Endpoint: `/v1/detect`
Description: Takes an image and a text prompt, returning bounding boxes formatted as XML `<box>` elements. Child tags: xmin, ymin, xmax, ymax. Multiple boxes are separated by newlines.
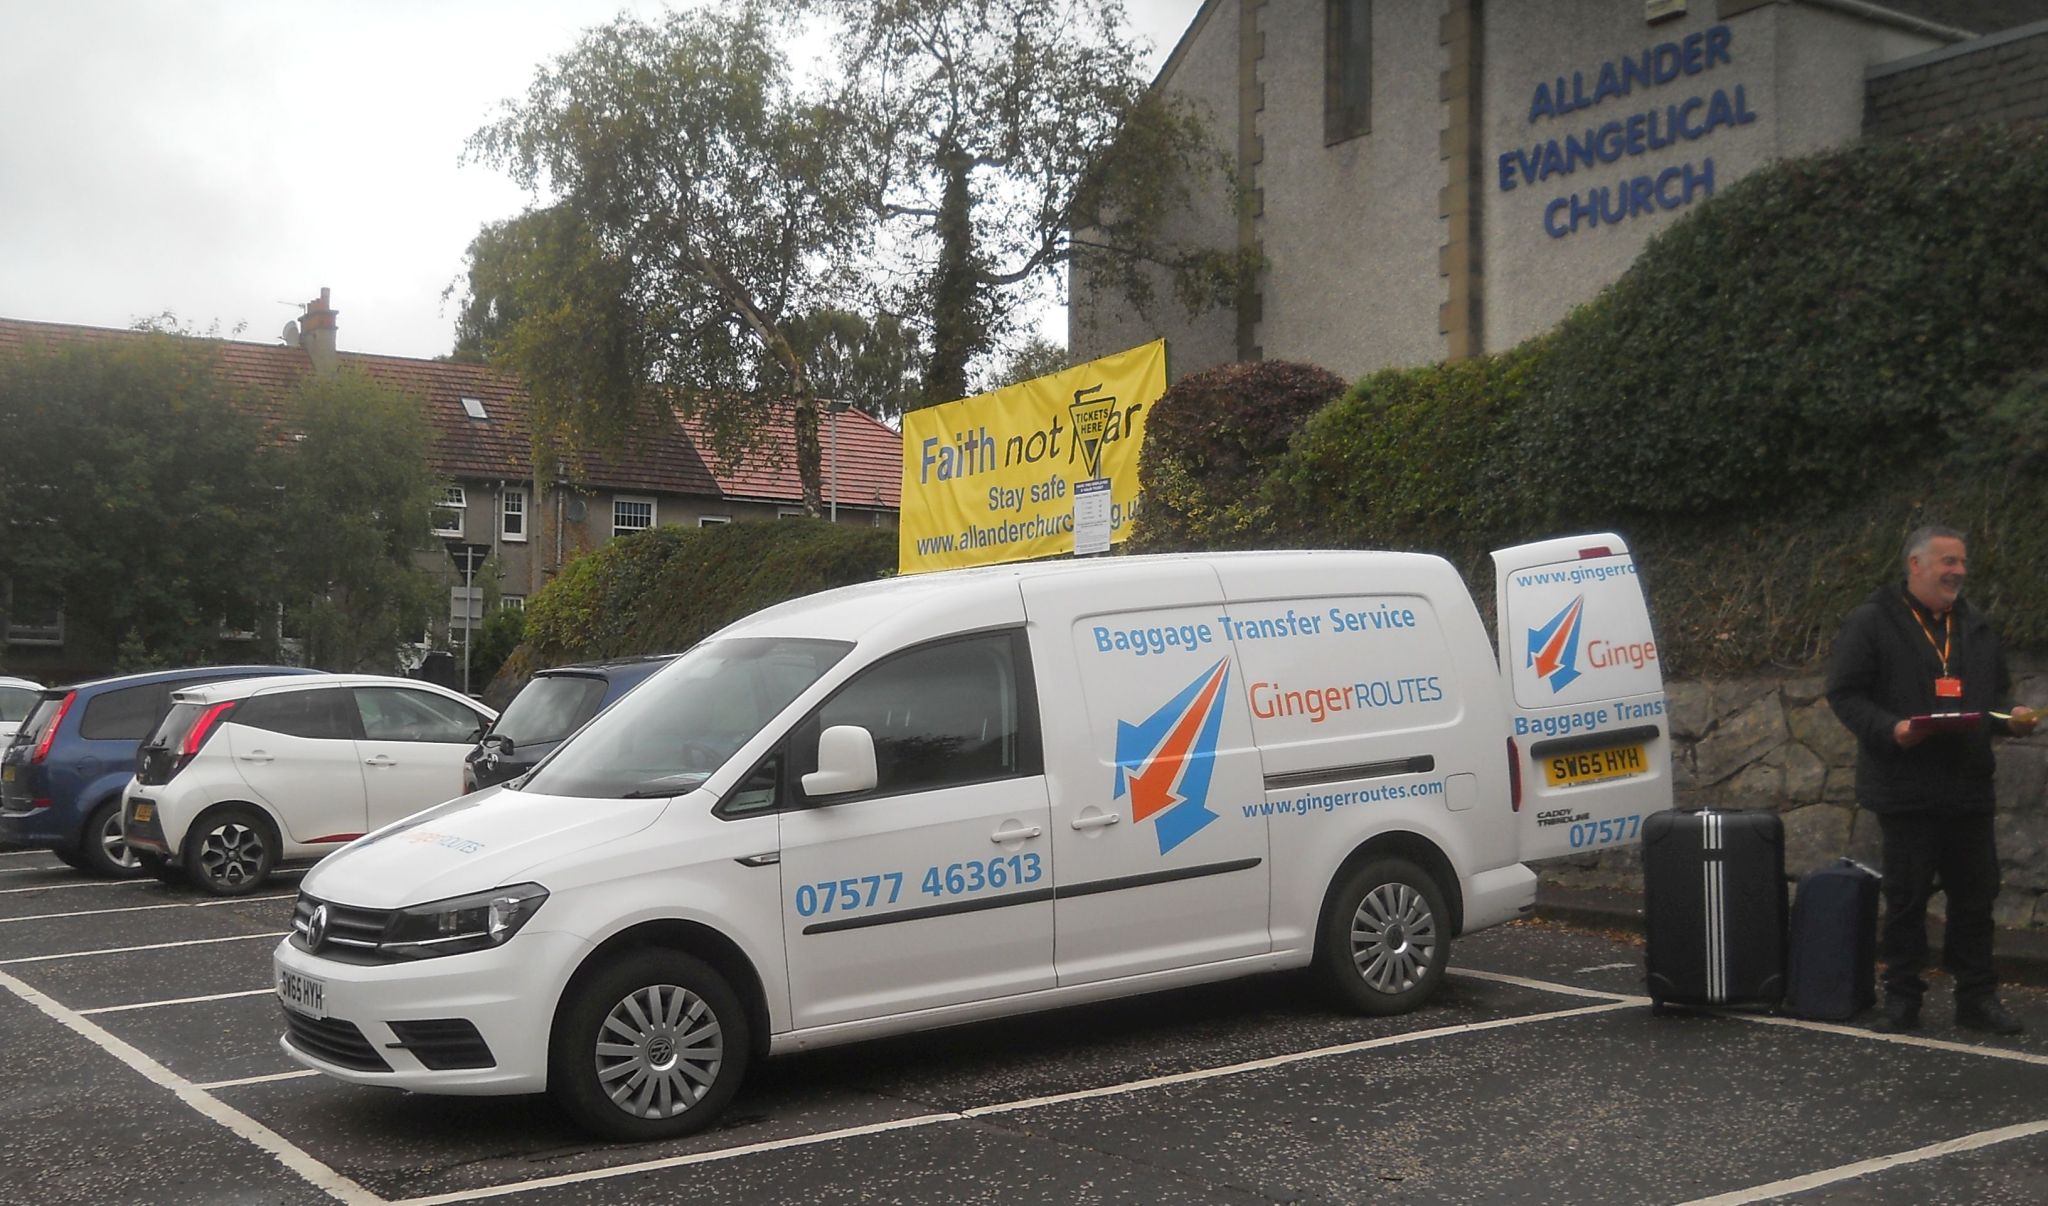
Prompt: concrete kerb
<box><xmin>1534</xmin><ymin>882</ymin><xmax>2048</xmax><ymax>988</ymax></box>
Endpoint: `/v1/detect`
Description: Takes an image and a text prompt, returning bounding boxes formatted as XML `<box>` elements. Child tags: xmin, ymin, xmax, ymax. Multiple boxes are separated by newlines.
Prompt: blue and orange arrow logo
<box><xmin>1113</xmin><ymin>659</ymin><xmax>1231</xmax><ymax>855</ymax></box>
<box><xmin>1526</xmin><ymin>595</ymin><xmax>1585</xmax><ymax>692</ymax></box>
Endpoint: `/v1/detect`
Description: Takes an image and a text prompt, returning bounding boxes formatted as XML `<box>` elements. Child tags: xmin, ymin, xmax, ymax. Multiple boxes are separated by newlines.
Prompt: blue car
<box><xmin>462</xmin><ymin>654</ymin><xmax>677</xmax><ymax>792</ymax></box>
<box><xmin>0</xmin><ymin>665</ymin><xmax>313</xmax><ymax>876</ymax></box>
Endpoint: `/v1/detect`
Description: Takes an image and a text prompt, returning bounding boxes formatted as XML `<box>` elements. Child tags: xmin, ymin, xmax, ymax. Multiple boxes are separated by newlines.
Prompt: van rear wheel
<box><xmin>549</xmin><ymin>950</ymin><xmax>750</xmax><ymax>1142</ymax></box>
<box><xmin>1318</xmin><ymin>856</ymin><xmax>1451</xmax><ymax>1015</ymax></box>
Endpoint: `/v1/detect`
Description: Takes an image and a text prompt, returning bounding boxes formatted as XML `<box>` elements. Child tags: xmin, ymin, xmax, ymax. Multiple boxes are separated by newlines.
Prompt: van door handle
<box><xmin>239</xmin><ymin>752</ymin><xmax>274</xmax><ymax>764</ymax></box>
<box><xmin>363</xmin><ymin>755</ymin><xmax>396</xmax><ymax>768</ymax></box>
<box><xmin>1071</xmin><ymin>812</ymin><xmax>1121</xmax><ymax>830</ymax></box>
<box><xmin>989</xmin><ymin>824</ymin><xmax>1042</xmax><ymax>843</ymax></box>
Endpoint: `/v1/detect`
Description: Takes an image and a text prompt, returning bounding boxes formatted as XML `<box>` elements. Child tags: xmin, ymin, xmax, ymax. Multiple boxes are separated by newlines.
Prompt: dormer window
<box><xmin>460</xmin><ymin>397</ymin><xmax>488</xmax><ymax>420</ymax></box>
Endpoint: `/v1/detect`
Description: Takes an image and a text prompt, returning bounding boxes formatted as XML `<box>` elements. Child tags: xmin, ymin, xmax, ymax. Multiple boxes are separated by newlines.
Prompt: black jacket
<box><xmin>1825</xmin><ymin>583</ymin><xmax>2015</xmax><ymax>815</ymax></box>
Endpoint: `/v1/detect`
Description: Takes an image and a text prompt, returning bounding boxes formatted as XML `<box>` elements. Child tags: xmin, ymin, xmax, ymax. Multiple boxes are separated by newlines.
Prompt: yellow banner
<box><xmin>898</xmin><ymin>340</ymin><xmax>1164</xmax><ymax>575</ymax></box>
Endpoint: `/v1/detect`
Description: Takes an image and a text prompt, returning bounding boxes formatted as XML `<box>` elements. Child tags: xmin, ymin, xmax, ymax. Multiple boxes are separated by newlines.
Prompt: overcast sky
<box><xmin>0</xmin><ymin>0</ymin><xmax>1203</xmax><ymax>361</ymax></box>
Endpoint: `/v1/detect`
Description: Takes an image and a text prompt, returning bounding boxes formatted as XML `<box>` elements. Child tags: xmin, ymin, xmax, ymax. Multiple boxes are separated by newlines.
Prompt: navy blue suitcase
<box><xmin>1642</xmin><ymin>808</ymin><xmax>1787</xmax><ymax>1009</ymax></box>
<box><xmin>1783</xmin><ymin>858</ymin><xmax>1881</xmax><ymax>1021</ymax></box>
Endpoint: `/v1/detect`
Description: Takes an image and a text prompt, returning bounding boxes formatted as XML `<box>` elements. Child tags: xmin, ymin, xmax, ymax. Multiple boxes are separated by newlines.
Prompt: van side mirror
<box><xmin>802</xmin><ymin>725</ymin><xmax>877</xmax><ymax>798</ymax></box>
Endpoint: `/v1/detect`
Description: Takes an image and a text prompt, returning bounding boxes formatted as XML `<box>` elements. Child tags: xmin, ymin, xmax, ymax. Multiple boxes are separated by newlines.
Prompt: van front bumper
<box><xmin>271</xmin><ymin>928</ymin><xmax>590</xmax><ymax>1095</ymax></box>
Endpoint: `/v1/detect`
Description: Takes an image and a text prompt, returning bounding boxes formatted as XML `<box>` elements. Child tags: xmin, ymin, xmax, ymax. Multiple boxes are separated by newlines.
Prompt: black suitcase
<box><xmin>1783</xmin><ymin>858</ymin><xmax>1881</xmax><ymax>1020</ymax></box>
<box><xmin>1642</xmin><ymin>807</ymin><xmax>1787</xmax><ymax>1009</ymax></box>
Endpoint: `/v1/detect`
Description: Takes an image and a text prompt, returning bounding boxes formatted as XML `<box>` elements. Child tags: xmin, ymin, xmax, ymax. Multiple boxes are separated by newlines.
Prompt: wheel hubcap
<box><xmin>1350</xmin><ymin>882</ymin><xmax>1437</xmax><ymax>995</ymax></box>
<box><xmin>198</xmin><ymin>823</ymin><xmax>265</xmax><ymax>886</ymax></box>
<box><xmin>595</xmin><ymin>983</ymin><xmax>724</xmax><ymax>1119</ymax></box>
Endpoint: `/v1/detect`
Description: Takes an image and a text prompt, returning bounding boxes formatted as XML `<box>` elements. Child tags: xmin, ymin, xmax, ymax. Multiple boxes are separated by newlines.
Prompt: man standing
<box><xmin>1827</xmin><ymin>525</ymin><xmax>2036</xmax><ymax>1035</ymax></box>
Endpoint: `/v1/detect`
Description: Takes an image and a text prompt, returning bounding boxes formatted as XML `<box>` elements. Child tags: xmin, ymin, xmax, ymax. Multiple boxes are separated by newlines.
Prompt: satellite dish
<box><xmin>280</xmin><ymin>319</ymin><xmax>301</xmax><ymax>347</ymax></box>
<box><xmin>564</xmin><ymin>497</ymin><xmax>588</xmax><ymax>523</ymax></box>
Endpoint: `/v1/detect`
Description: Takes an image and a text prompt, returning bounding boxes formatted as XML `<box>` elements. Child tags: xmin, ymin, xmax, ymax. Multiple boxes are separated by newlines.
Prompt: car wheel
<box><xmin>549</xmin><ymin>949</ymin><xmax>750</xmax><ymax>1142</ymax></box>
<box><xmin>79</xmin><ymin>799</ymin><xmax>145</xmax><ymax>878</ymax></box>
<box><xmin>1317</xmin><ymin>856</ymin><xmax>1451</xmax><ymax>1016</ymax></box>
<box><xmin>186</xmin><ymin>805</ymin><xmax>278</xmax><ymax>896</ymax></box>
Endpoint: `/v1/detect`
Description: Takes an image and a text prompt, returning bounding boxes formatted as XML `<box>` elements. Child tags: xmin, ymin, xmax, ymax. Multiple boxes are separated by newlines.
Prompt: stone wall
<box><xmin>1537</xmin><ymin>659</ymin><xmax>2048</xmax><ymax>929</ymax></box>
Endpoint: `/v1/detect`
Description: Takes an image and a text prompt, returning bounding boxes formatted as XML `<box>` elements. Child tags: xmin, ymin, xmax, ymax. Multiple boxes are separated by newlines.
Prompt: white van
<box><xmin>272</xmin><ymin>535</ymin><xmax>1670</xmax><ymax>1140</ymax></box>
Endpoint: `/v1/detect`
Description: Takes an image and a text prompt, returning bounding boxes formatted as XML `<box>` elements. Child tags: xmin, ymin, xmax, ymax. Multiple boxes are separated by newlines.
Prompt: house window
<box><xmin>432</xmin><ymin>486</ymin><xmax>467</xmax><ymax>537</ymax></box>
<box><xmin>502</xmin><ymin>488</ymin><xmax>527</xmax><ymax>542</ymax></box>
<box><xmin>698</xmin><ymin>515</ymin><xmax>732</xmax><ymax>527</ymax></box>
<box><xmin>502</xmin><ymin>595</ymin><xmax>525</xmax><ymax>612</ymax></box>
<box><xmin>1325</xmin><ymin>0</ymin><xmax>1372</xmax><ymax>145</ymax></box>
<box><xmin>777</xmin><ymin>507</ymin><xmax>807</xmax><ymax>520</ymax></box>
<box><xmin>613</xmin><ymin>496</ymin><xmax>656</xmax><ymax>537</ymax></box>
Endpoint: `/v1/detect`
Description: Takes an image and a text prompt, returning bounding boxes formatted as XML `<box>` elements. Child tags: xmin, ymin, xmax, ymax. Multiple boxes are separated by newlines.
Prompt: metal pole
<box><xmin>829</xmin><ymin>409</ymin><xmax>839</xmax><ymax>523</ymax></box>
<box><xmin>462</xmin><ymin>553</ymin><xmax>473</xmax><ymax>695</ymax></box>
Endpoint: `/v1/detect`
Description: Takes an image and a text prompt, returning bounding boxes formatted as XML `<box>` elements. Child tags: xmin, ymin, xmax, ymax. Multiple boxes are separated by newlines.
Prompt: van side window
<box><xmin>720</xmin><ymin>756</ymin><xmax>782</xmax><ymax>817</ymax></box>
<box><xmin>807</xmin><ymin>631</ymin><xmax>1038</xmax><ymax>799</ymax></box>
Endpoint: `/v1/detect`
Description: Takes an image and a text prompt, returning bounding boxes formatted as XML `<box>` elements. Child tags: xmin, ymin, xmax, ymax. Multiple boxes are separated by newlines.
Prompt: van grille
<box><xmin>290</xmin><ymin>893</ymin><xmax>399</xmax><ymax>965</ymax></box>
<box><xmin>281</xmin><ymin>1012</ymin><xmax>390</xmax><ymax>1072</ymax></box>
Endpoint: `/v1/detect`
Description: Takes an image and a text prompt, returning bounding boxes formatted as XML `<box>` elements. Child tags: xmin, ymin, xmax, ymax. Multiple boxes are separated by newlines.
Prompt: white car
<box><xmin>0</xmin><ymin>675</ymin><xmax>40</xmax><ymax>748</ymax></box>
<box><xmin>122</xmin><ymin>674</ymin><xmax>494</xmax><ymax>895</ymax></box>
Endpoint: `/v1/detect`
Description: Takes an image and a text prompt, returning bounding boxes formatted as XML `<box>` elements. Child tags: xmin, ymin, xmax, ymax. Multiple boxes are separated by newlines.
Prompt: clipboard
<box><xmin>1905</xmin><ymin>712</ymin><xmax>1985</xmax><ymax>733</ymax></box>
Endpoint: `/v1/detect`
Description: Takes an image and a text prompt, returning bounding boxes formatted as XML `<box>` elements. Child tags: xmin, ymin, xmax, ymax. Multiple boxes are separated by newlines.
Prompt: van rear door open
<box><xmin>1493</xmin><ymin>533</ymin><xmax>1672</xmax><ymax>862</ymax></box>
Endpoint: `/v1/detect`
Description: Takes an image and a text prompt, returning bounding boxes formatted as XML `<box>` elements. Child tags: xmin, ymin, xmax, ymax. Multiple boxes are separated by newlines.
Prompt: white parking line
<box><xmin>0</xmin><ymin>878</ymin><xmax>152</xmax><ymax>895</ymax></box>
<box><xmin>0</xmin><ymin>964</ymin><xmax>382</xmax><ymax>1205</ymax></box>
<box><xmin>81</xmin><ymin>988</ymin><xmax>275</xmax><ymax>1015</ymax></box>
<box><xmin>0</xmin><ymin>931</ymin><xmax>282</xmax><ymax>966</ymax></box>
<box><xmin>197</xmin><ymin>1069</ymin><xmax>322</xmax><ymax>1091</ymax></box>
<box><xmin>0</xmin><ymin>848</ymin><xmax>50</xmax><ymax>857</ymax></box>
<box><xmin>1675</xmin><ymin>1117</ymin><xmax>2048</xmax><ymax>1205</ymax></box>
<box><xmin>386</xmin><ymin>998</ymin><xmax>1640</xmax><ymax>1206</ymax></box>
<box><xmin>0</xmin><ymin>892</ymin><xmax>294</xmax><ymax>925</ymax></box>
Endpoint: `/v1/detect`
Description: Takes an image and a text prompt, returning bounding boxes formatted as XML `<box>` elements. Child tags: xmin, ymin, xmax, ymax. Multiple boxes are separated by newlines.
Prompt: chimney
<box><xmin>301</xmin><ymin>287</ymin><xmax>339</xmax><ymax>376</ymax></box>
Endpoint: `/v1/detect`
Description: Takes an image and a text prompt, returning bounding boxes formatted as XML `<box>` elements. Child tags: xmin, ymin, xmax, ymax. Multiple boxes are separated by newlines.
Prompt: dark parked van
<box><xmin>462</xmin><ymin>655</ymin><xmax>676</xmax><ymax>792</ymax></box>
<box><xmin>0</xmin><ymin>666</ymin><xmax>312</xmax><ymax>875</ymax></box>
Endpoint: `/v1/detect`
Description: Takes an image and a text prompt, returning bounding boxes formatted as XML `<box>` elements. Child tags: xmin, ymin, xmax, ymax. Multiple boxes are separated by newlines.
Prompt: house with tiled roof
<box><xmin>0</xmin><ymin>289</ymin><xmax>899</xmax><ymax>674</ymax></box>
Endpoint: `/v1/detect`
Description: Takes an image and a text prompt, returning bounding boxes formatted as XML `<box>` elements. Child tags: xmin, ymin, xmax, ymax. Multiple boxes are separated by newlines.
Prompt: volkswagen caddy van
<box><xmin>273</xmin><ymin>536</ymin><xmax>1671</xmax><ymax>1140</ymax></box>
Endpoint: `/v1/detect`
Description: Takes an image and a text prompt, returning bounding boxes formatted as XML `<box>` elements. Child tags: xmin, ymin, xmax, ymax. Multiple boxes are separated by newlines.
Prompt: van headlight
<box><xmin>381</xmin><ymin>884</ymin><xmax>549</xmax><ymax>959</ymax></box>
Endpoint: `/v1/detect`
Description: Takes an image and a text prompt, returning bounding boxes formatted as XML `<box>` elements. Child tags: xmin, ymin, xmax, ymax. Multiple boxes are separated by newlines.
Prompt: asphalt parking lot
<box><xmin>5</xmin><ymin>846</ymin><xmax>2048</xmax><ymax>1205</ymax></box>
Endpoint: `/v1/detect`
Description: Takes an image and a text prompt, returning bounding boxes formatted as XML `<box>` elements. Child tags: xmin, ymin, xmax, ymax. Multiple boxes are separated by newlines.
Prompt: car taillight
<box><xmin>30</xmin><ymin>693</ymin><xmax>74</xmax><ymax>764</ymax></box>
<box><xmin>1506</xmin><ymin>737</ymin><xmax>1522</xmax><ymax>812</ymax></box>
<box><xmin>171</xmin><ymin>701</ymin><xmax>239</xmax><ymax>778</ymax></box>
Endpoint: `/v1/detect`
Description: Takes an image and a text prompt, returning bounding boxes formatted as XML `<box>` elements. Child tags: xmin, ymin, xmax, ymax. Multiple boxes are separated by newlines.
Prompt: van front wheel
<box><xmin>550</xmin><ymin>950</ymin><xmax>750</xmax><ymax>1142</ymax></box>
<box><xmin>1318</xmin><ymin>857</ymin><xmax>1450</xmax><ymax>1015</ymax></box>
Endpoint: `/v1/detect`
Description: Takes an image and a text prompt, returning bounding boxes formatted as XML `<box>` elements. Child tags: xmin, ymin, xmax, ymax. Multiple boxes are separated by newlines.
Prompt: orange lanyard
<box><xmin>1905</xmin><ymin>596</ymin><xmax>1952</xmax><ymax>676</ymax></box>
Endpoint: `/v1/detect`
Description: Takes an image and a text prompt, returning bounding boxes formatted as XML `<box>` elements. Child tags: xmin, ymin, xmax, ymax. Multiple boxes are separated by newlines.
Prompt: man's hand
<box><xmin>1893</xmin><ymin>719</ymin><xmax>1928</xmax><ymax>748</ymax></box>
<box><xmin>2011</xmin><ymin>705</ymin><xmax>2039</xmax><ymax>736</ymax></box>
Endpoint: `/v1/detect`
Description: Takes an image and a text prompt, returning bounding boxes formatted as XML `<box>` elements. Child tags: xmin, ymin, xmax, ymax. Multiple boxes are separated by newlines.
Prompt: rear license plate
<box><xmin>1544</xmin><ymin>743</ymin><xmax>1647</xmax><ymax>788</ymax></box>
<box><xmin>2</xmin><ymin>765</ymin><xmax>14</xmax><ymax>783</ymax></box>
<box><xmin>276</xmin><ymin>966</ymin><xmax>327</xmax><ymax>1019</ymax></box>
<box><xmin>131</xmin><ymin>800</ymin><xmax>154</xmax><ymax>823</ymax></box>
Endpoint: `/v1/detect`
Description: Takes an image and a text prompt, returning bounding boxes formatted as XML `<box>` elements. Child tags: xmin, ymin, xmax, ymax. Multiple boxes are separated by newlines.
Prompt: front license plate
<box><xmin>131</xmin><ymin>801</ymin><xmax>154</xmax><ymax>823</ymax></box>
<box><xmin>1544</xmin><ymin>743</ymin><xmax>1648</xmax><ymax>788</ymax></box>
<box><xmin>276</xmin><ymin>966</ymin><xmax>327</xmax><ymax>1019</ymax></box>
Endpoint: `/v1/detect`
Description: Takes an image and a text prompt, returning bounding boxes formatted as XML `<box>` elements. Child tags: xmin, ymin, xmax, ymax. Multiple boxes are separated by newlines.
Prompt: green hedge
<box><xmin>1131</xmin><ymin>360</ymin><xmax>1347</xmax><ymax>551</ymax></box>
<box><xmin>493</xmin><ymin>520</ymin><xmax>895</xmax><ymax>695</ymax></box>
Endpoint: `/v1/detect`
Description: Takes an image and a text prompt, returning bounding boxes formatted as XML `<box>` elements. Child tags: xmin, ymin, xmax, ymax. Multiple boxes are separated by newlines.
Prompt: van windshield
<box><xmin>518</xmin><ymin>637</ymin><xmax>852</xmax><ymax>799</ymax></box>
